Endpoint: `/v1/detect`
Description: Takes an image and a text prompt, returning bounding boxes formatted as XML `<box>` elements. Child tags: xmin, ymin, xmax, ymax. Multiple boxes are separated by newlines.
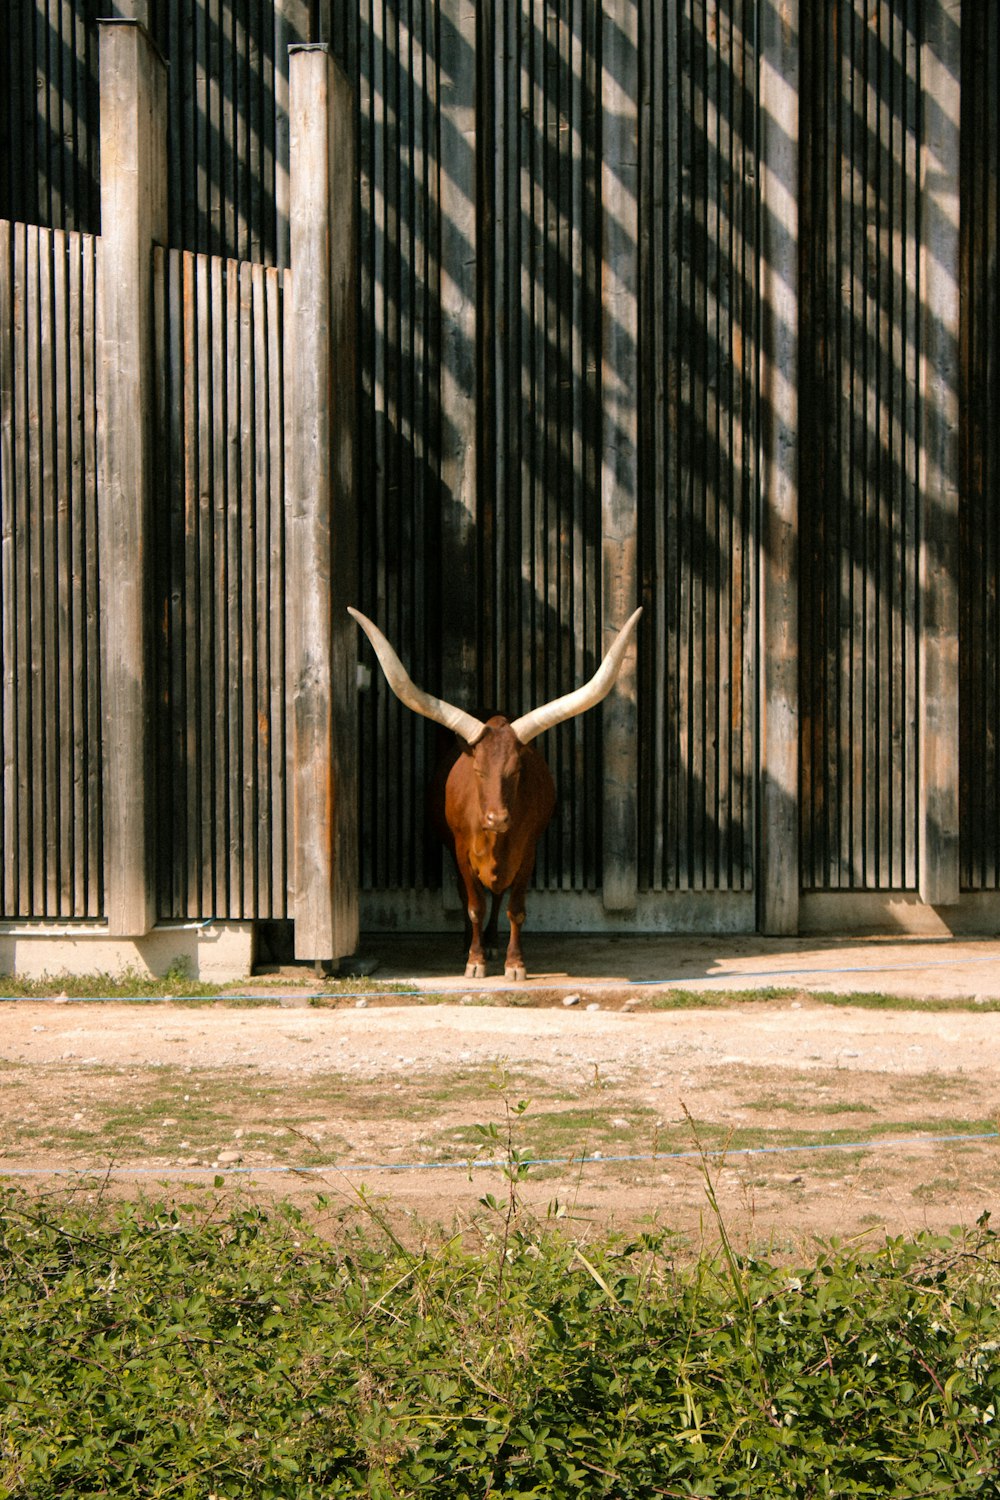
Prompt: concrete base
<box><xmin>363</xmin><ymin>888</ymin><xmax>1000</xmax><ymax>939</ymax></box>
<box><xmin>800</xmin><ymin>891</ymin><xmax>1000</xmax><ymax>936</ymax></box>
<box><xmin>0</xmin><ymin>921</ymin><xmax>255</xmax><ymax>983</ymax></box>
<box><xmin>361</xmin><ymin>888</ymin><xmax>756</xmax><ymax>934</ymax></box>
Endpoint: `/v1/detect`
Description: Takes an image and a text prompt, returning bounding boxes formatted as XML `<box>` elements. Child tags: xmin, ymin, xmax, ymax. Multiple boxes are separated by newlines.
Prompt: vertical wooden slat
<box><xmin>53</xmin><ymin>228</ymin><xmax>73</xmax><ymax>913</ymax></box>
<box><xmin>252</xmin><ymin>261</ymin><xmax>272</xmax><ymax>914</ymax></box>
<box><xmin>165</xmin><ymin>248</ymin><xmax>187</xmax><ymax>917</ymax></box>
<box><xmin>209</xmin><ymin>250</ymin><xmax>229</xmax><ymax>915</ymax></box>
<box><xmin>237</xmin><ymin>257</ymin><xmax>257</xmax><ymax>916</ymax></box>
<box><xmin>438</xmin><ymin>0</ymin><xmax>479</xmax><ymax>709</ymax></box>
<box><xmin>13</xmin><ymin>224</ymin><xmax>31</xmax><ymax>913</ymax></box>
<box><xmin>601</xmin><ymin>0</ymin><xmax>640</xmax><ymax>912</ymax></box>
<box><xmin>196</xmin><ymin>251</ymin><xmax>216</xmax><ymax>910</ymax></box>
<box><xmin>225</xmin><ymin>256</ymin><xmax>244</xmax><ymax>912</ymax></box>
<box><xmin>82</xmin><ymin>230</ymin><xmax>101</xmax><ymax>914</ymax></box>
<box><xmin>919</xmin><ymin>0</ymin><xmax>961</xmax><ymax>906</ymax></box>
<box><xmin>268</xmin><ymin>267</ymin><xmax>288</xmax><ymax>914</ymax></box>
<box><xmin>0</xmin><ymin>219</ymin><xmax>15</xmax><ymax>913</ymax></box>
<box><xmin>758</xmin><ymin>0</ymin><xmax>799</xmax><ymax>933</ymax></box>
<box><xmin>67</xmin><ymin>230</ymin><xmax>85</xmax><ymax>915</ymax></box>
<box><xmin>181</xmin><ymin>249</ymin><xmax>200</xmax><ymax>914</ymax></box>
<box><xmin>42</xmin><ymin>223</ymin><xmax>57</xmax><ymax>913</ymax></box>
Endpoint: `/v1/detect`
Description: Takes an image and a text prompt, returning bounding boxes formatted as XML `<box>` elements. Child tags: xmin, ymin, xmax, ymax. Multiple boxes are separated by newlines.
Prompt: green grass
<box><xmin>647</xmin><ymin>985</ymin><xmax>1000</xmax><ymax>1012</ymax></box>
<box><xmin>3</xmin><ymin>1054</ymin><xmax>996</xmax><ymax>1175</ymax></box>
<box><xmin>4</xmin><ymin>968</ymin><xmax>1000</xmax><ymax>1010</ymax></box>
<box><xmin>0</xmin><ymin>1187</ymin><xmax>998</xmax><ymax>1498</ymax></box>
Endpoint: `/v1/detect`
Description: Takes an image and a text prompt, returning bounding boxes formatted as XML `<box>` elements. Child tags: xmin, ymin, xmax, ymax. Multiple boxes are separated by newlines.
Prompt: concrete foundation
<box><xmin>0</xmin><ymin>922</ymin><xmax>255</xmax><ymax>983</ymax></box>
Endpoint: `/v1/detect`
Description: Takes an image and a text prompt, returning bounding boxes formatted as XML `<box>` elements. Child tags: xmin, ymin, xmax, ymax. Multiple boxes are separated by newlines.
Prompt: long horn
<box><xmin>348</xmin><ymin>608</ymin><xmax>488</xmax><ymax>745</ymax></box>
<box><xmin>509</xmin><ymin>607</ymin><xmax>643</xmax><ymax>745</ymax></box>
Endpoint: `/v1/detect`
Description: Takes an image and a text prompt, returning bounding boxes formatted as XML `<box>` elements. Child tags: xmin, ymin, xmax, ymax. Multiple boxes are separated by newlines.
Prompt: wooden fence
<box><xmin>1</xmin><ymin>1</ymin><xmax>996</xmax><ymax>949</ymax></box>
<box><xmin>799</xmin><ymin>1</ymin><xmax>921</xmax><ymax>892</ymax></box>
<box><xmin>0</xmin><ymin>219</ymin><xmax>104</xmax><ymax>918</ymax></box>
<box><xmin>153</xmin><ymin>247</ymin><xmax>291</xmax><ymax>921</ymax></box>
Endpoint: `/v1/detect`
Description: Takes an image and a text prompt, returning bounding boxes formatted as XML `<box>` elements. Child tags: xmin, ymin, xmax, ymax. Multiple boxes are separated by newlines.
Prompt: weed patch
<box><xmin>0</xmin><ymin>1188</ymin><xmax>998</xmax><ymax>1497</ymax></box>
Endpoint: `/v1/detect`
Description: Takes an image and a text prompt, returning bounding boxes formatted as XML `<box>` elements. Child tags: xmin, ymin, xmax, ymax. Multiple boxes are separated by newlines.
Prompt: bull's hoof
<box><xmin>504</xmin><ymin>965</ymin><xmax>527</xmax><ymax>983</ymax></box>
<box><xmin>465</xmin><ymin>961</ymin><xmax>487</xmax><ymax>979</ymax></box>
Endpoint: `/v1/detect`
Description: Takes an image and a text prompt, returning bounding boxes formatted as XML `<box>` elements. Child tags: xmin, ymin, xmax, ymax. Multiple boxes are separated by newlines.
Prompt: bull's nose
<box><xmin>483</xmin><ymin>810</ymin><xmax>510</xmax><ymax>832</ymax></box>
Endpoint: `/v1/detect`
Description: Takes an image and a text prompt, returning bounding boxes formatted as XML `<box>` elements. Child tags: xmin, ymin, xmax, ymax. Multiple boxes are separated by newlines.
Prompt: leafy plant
<box><xmin>1</xmin><ymin>1185</ymin><xmax>998</xmax><ymax>1498</ymax></box>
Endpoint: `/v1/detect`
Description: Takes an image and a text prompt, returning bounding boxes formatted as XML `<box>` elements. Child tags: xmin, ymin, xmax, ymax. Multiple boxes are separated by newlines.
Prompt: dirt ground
<box><xmin>2</xmin><ymin>939</ymin><xmax>999</xmax><ymax>1251</ymax></box>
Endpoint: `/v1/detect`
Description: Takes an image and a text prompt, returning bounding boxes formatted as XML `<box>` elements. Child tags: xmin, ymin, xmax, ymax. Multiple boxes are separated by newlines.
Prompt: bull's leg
<box><xmin>483</xmin><ymin>892</ymin><xmax>503</xmax><ymax>958</ymax></box>
<box><xmin>504</xmin><ymin>872</ymin><xmax>532</xmax><ymax>982</ymax></box>
<box><xmin>462</xmin><ymin>874</ymin><xmax>489</xmax><ymax>979</ymax></box>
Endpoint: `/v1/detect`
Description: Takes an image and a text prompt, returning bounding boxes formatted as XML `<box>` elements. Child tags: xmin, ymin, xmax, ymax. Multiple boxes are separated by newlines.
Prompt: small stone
<box><xmin>460</xmin><ymin>994</ymin><xmax>476</xmax><ymax>1005</ymax></box>
<box><xmin>217</xmin><ymin>1150</ymin><xmax>242</xmax><ymax>1165</ymax></box>
<box><xmin>161</xmin><ymin>1117</ymin><xmax>178</xmax><ymax>1127</ymax></box>
<box><xmin>790</xmin><ymin>1001</ymin><xmax>802</xmax><ymax>1010</ymax></box>
<box><xmin>562</xmin><ymin>993</ymin><xmax>581</xmax><ymax>1007</ymax></box>
<box><xmin>355</xmin><ymin>997</ymin><xmax>368</xmax><ymax>1009</ymax></box>
<box><xmin>586</xmin><ymin>1002</ymin><xmax>601</xmax><ymax>1012</ymax></box>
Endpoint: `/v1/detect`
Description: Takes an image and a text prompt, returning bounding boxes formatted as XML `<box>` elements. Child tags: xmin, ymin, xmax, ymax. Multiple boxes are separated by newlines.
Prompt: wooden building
<box><xmin>0</xmin><ymin>0</ymin><xmax>994</xmax><ymax>976</ymax></box>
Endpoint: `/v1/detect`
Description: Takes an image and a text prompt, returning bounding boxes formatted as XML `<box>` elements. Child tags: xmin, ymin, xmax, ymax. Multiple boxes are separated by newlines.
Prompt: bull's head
<box><xmin>348</xmin><ymin>605</ymin><xmax>642</xmax><ymax>759</ymax></box>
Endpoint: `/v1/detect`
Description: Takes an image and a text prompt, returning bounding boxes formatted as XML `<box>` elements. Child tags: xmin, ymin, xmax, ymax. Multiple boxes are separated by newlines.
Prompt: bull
<box><xmin>349</xmin><ymin>607</ymin><xmax>642</xmax><ymax>980</ymax></box>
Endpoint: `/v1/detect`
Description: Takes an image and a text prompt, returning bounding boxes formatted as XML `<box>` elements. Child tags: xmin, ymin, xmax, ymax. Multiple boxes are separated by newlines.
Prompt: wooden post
<box><xmin>288</xmin><ymin>45</ymin><xmax>359</xmax><ymax>964</ymax></box>
<box><xmin>600</xmin><ymin>0</ymin><xmax>640</xmax><ymax>912</ymax></box>
<box><xmin>97</xmin><ymin>18</ymin><xmax>166</xmax><ymax>936</ymax></box>
<box><xmin>919</xmin><ymin>0</ymin><xmax>961</xmax><ymax>907</ymax></box>
<box><xmin>758</xmin><ymin>0</ymin><xmax>799</xmax><ymax>935</ymax></box>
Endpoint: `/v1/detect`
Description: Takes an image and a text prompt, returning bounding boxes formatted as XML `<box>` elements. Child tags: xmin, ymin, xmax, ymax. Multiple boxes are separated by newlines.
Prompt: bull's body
<box><xmin>350</xmin><ymin>604</ymin><xmax>641</xmax><ymax>979</ymax></box>
<box><xmin>431</xmin><ymin>719</ymin><xmax>557</xmax><ymax>979</ymax></box>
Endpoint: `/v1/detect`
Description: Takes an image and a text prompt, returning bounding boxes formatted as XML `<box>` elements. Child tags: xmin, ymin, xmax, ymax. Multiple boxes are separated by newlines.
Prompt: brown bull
<box><xmin>349</xmin><ymin>607</ymin><xmax>642</xmax><ymax>980</ymax></box>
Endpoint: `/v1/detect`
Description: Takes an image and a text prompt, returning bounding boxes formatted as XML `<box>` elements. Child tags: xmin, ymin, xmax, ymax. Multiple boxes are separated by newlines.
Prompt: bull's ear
<box><xmin>509</xmin><ymin>608</ymin><xmax>642</xmax><ymax>744</ymax></box>
<box><xmin>348</xmin><ymin>608</ymin><xmax>488</xmax><ymax>744</ymax></box>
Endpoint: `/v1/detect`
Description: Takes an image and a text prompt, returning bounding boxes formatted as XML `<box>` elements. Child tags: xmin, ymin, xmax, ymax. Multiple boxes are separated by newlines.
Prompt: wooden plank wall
<box><xmin>960</xmin><ymin>4</ymin><xmax>1000</xmax><ymax>890</ymax></box>
<box><xmin>330</xmin><ymin>4</ymin><xmax>444</xmax><ymax>895</ymax></box>
<box><xmin>0</xmin><ymin>1</ymin><xmax>102</xmax><ymax>234</ymax></box>
<box><xmin>152</xmin><ymin>245</ymin><xmax>290</xmax><ymax>919</ymax></box>
<box><xmin>479</xmin><ymin>0</ymin><xmax>604</xmax><ymax>893</ymax></box>
<box><xmin>339</xmin><ymin>0</ymin><xmax>760</xmax><ymax>900</ymax></box>
<box><xmin>149</xmin><ymin>0</ymin><xmax>282</xmax><ymax>264</ymax></box>
<box><xmin>0</xmin><ymin>219</ymin><xmax>104</xmax><ymax>916</ymax></box>
<box><xmin>798</xmin><ymin>1</ymin><xmax>921</xmax><ymax>891</ymax></box>
<box><xmin>636</xmin><ymin>0</ymin><xmax>757</xmax><ymax>893</ymax></box>
<box><xmin>1</xmin><ymin>1</ymin><xmax>295</xmax><ymax>263</ymax></box>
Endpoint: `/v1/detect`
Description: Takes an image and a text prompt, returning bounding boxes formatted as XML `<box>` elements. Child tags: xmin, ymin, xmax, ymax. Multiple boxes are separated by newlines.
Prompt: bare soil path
<box><xmin>2</xmin><ymin>981</ymin><xmax>998</xmax><ymax>1252</ymax></box>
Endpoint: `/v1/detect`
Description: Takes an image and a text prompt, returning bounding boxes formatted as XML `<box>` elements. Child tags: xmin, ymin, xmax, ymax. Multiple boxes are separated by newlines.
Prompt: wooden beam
<box><xmin>600</xmin><ymin>0</ymin><xmax>640</xmax><ymax>912</ymax></box>
<box><xmin>97</xmin><ymin>18</ymin><xmax>166</xmax><ymax>935</ymax></box>
<box><xmin>758</xmin><ymin>0</ymin><xmax>799</xmax><ymax>935</ymax></box>
<box><xmin>288</xmin><ymin>44</ymin><xmax>359</xmax><ymax>963</ymax></box>
<box><xmin>919</xmin><ymin>0</ymin><xmax>961</xmax><ymax>907</ymax></box>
